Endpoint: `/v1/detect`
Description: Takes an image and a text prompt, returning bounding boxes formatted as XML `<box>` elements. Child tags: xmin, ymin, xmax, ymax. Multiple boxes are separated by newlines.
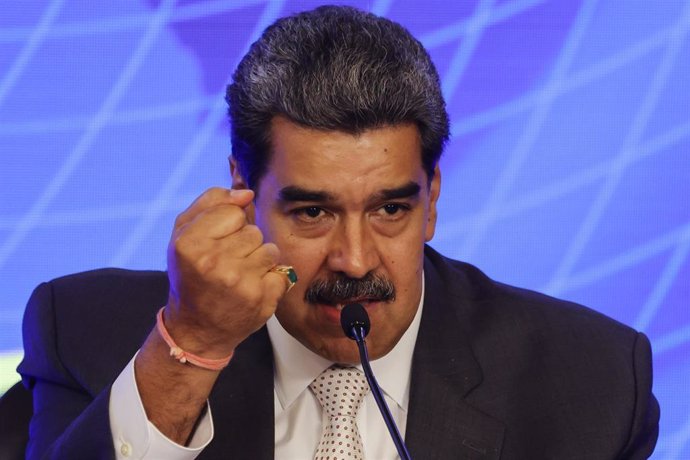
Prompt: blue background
<box><xmin>1</xmin><ymin>0</ymin><xmax>688</xmax><ymax>457</ymax></box>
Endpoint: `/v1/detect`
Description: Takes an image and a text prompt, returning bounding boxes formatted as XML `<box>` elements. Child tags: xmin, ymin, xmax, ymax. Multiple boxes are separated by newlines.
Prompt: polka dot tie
<box><xmin>309</xmin><ymin>365</ymin><xmax>370</xmax><ymax>460</ymax></box>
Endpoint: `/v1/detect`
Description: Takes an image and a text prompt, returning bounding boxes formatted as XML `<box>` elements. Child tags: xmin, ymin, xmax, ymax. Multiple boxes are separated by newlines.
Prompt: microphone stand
<box><xmin>350</xmin><ymin>324</ymin><xmax>412</xmax><ymax>460</ymax></box>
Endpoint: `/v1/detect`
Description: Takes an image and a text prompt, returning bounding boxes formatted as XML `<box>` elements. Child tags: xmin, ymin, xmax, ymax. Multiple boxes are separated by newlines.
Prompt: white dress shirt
<box><xmin>109</xmin><ymin>280</ymin><xmax>424</xmax><ymax>459</ymax></box>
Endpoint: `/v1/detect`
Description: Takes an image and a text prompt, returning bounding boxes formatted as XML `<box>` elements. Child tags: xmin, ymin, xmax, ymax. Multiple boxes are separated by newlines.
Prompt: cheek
<box><xmin>384</xmin><ymin>242</ymin><xmax>424</xmax><ymax>285</ymax></box>
<box><xmin>279</xmin><ymin>236</ymin><xmax>330</xmax><ymax>291</ymax></box>
<box><xmin>255</xmin><ymin>208</ymin><xmax>296</xmax><ymax>248</ymax></box>
<box><xmin>390</xmin><ymin>216</ymin><xmax>429</xmax><ymax>253</ymax></box>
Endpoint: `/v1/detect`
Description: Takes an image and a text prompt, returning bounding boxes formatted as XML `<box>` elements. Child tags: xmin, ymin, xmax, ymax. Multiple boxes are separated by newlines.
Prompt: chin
<box><xmin>315</xmin><ymin>335</ymin><xmax>398</xmax><ymax>365</ymax></box>
<box><xmin>314</xmin><ymin>338</ymin><xmax>362</xmax><ymax>364</ymax></box>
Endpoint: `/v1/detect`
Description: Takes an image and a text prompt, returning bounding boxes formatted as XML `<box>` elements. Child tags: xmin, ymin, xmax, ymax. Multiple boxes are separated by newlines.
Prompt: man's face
<box><xmin>235</xmin><ymin>116</ymin><xmax>440</xmax><ymax>363</ymax></box>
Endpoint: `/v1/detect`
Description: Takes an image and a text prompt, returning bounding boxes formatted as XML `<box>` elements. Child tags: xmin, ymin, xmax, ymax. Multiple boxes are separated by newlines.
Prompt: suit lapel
<box><xmin>200</xmin><ymin>327</ymin><xmax>275</xmax><ymax>460</ymax></box>
<box><xmin>406</xmin><ymin>248</ymin><xmax>505</xmax><ymax>459</ymax></box>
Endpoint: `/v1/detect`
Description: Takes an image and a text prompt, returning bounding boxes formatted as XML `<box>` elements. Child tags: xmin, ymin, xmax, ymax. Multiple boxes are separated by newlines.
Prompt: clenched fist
<box><xmin>162</xmin><ymin>187</ymin><xmax>289</xmax><ymax>358</ymax></box>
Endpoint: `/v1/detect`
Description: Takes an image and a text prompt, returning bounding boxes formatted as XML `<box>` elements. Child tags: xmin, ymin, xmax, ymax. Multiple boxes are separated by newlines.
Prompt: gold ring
<box><xmin>270</xmin><ymin>265</ymin><xmax>298</xmax><ymax>292</ymax></box>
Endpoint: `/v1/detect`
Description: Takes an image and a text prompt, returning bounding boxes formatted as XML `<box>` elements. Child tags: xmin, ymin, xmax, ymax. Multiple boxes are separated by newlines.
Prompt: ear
<box><xmin>424</xmin><ymin>165</ymin><xmax>441</xmax><ymax>242</ymax></box>
<box><xmin>229</xmin><ymin>156</ymin><xmax>256</xmax><ymax>223</ymax></box>
<box><xmin>229</xmin><ymin>156</ymin><xmax>248</xmax><ymax>189</ymax></box>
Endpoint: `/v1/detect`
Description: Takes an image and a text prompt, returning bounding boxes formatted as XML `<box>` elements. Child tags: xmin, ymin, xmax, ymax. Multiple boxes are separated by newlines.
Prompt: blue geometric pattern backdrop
<box><xmin>1</xmin><ymin>0</ymin><xmax>688</xmax><ymax>457</ymax></box>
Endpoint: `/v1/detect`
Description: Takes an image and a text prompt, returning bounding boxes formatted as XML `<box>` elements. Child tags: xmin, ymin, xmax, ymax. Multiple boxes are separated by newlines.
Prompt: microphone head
<box><xmin>340</xmin><ymin>303</ymin><xmax>371</xmax><ymax>340</ymax></box>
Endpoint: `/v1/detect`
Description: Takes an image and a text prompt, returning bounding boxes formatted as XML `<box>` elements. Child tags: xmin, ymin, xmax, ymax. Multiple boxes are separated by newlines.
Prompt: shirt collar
<box><xmin>267</xmin><ymin>275</ymin><xmax>425</xmax><ymax>413</ymax></box>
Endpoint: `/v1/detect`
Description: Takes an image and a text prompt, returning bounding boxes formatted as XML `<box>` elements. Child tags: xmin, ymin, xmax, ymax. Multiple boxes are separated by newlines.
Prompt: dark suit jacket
<box><xmin>18</xmin><ymin>246</ymin><xmax>659</xmax><ymax>459</ymax></box>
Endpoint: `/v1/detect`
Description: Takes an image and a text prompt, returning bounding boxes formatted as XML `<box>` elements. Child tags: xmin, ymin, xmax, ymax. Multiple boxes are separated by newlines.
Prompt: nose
<box><xmin>326</xmin><ymin>216</ymin><xmax>380</xmax><ymax>279</ymax></box>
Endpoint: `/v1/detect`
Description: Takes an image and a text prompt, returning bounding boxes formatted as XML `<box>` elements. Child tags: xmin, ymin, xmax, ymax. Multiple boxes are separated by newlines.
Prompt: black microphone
<box><xmin>340</xmin><ymin>303</ymin><xmax>412</xmax><ymax>460</ymax></box>
<box><xmin>341</xmin><ymin>302</ymin><xmax>371</xmax><ymax>340</ymax></box>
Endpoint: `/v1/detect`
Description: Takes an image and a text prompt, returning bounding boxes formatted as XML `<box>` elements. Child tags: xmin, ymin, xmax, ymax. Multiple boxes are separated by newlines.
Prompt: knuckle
<box><xmin>226</xmin><ymin>206</ymin><xmax>248</xmax><ymax>226</ymax></box>
<box><xmin>262</xmin><ymin>243</ymin><xmax>281</xmax><ymax>264</ymax></box>
<box><xmin>239</xmin><ymin>224</ymin><xmax>264</xmax><ymax>246</ymax></box>
<box><xmin>172</xmin><ymin>234</ymin><xmax>192</xmax><ymax>259</ymax></box>
<box><xmin>222</xmin><ymin>268</ymin><xmax>242</xmax><ymax>288</ymax></box>
<box><xmin>194</xmin><ymin>253</ymin><xmax>218</xmax><ymax>275</ymax></box>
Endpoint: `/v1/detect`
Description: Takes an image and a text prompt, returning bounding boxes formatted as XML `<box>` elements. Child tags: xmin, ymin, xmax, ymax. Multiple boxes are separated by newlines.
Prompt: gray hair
<box><xmin>226</xmin><ymin>5</ymin><xmax>450</xmax><ymax>189</ymax></box>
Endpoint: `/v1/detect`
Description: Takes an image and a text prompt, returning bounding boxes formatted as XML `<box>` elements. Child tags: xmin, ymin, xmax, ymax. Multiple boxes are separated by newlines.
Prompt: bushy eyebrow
<box><xmin>277</xmin><ymin>182</ymin><xmax>421</xmax><ymax>204</ymax></box>
<box><xmin>278</xmin><ymin>186</ymin><xmax>335</xmax><ymax>203</ymax></box>
<box><xmin>376</xmin><ymin>182</ymin><xmax>421</xmax><ymax>201</ymax></box>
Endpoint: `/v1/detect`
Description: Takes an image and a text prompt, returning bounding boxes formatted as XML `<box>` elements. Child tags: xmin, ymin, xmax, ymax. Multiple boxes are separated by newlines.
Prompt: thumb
<box><xmin>229</xmin><ymin>188</ymin><xmax>255</xmax><ymax>208</ymax></box>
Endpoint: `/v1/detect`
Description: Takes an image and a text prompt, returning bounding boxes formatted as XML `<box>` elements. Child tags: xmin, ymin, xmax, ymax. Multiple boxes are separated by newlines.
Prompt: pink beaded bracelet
<box><xmin>156</xmin><ymin>307</ymin><xmax>233</xmax><ymax>371</ymax></box>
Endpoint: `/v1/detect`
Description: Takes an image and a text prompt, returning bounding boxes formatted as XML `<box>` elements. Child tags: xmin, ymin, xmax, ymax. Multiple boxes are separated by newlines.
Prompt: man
<box><xmin>19</xmin><ymin>5</ymin><xmax>658</xmax><ymax>459</ymax></box>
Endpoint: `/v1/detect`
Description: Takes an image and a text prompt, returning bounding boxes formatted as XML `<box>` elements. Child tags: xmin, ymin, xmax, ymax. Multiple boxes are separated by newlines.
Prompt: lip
<box><xmin>316</xmin><ymin>299</ymin><xmax>380</xmax><ymax>324</ymax></box>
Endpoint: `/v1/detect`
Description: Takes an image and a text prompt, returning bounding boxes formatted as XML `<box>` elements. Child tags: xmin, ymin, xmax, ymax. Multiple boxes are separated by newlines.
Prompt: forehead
<box><xmin>262</xmin><ymin>117</ymin><xmax>424</xmax><ymax>196</ymax></box>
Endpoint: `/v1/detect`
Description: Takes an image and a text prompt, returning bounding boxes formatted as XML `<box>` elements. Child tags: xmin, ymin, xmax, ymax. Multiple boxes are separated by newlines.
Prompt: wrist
<box><xmin>163</xmin><ymin>301</ymin><xmax>239</xmax><ymax>358</ymax></box>
<box><xmin>158</xmin><ymin>307</ymin><xmax>234</xmax><ymax>369</ymax></box>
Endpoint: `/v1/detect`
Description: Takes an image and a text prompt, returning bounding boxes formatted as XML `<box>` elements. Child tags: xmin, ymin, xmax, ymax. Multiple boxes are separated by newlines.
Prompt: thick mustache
<box><xmin>304</xmin><ymin>273</ymin><xmax>396</xmax><ymax>305</ymax></box>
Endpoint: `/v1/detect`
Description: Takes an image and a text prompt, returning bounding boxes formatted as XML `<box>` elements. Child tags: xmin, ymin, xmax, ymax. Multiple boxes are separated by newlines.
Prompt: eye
<box><xmin>375</xmin><ymin>203</ymin><xmax>410</xmax><ymax>220</ymax></box>
<box><xmin>382</xmin><ymin>203</ymin><xmax>404</xmax><ymax>215</ymax></box>
<box><xmin>303</xmin><ymin>207</ymin><xmax>322</xmax><ymax>218</ymax></box>
<box><xmin>292</xmin><ymin>206</ymin><xmax>327</xmax><ymax>222</ymax></box>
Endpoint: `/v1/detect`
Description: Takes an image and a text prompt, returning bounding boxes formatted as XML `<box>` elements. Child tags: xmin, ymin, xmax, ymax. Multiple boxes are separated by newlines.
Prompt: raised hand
<box><xmin>133</xmin><ymin>187</ymin><xmax>292</xmax><ymax>444</ymax></box>
<box><xmin>163</xmin><ymin>187</ymin><xmax>288</xmax><ymax>358</ymax></box>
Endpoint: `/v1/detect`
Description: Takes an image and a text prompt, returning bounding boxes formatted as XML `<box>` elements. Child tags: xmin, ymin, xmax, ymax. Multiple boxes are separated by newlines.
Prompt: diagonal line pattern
<box><xmin>0</xmin><ymin>0</ymin><xmax>179</xmax><ymax>270</ymax></box>
<box><xmin>0</xmin><ymin>194</ymin><xmax>198</xmax><ymax>228</ymax></box>
<box><xmin>458</xmin><ymin>0</ymin><xmax>600</xmax><ymax>259</ymax></box>
<box><xmin>0</xmin><ymin>0</ymin><xmax>546</xmax><ymax>139</ymax></box>
<box><xmin>437</xmin><ymin>119</ymin><xmax>690</xmax><ymax>242</ymax></box>
<box><xmin>0</xmin><ymin>0</ymin><xmax>65</xmax><ymax>107</ymax></box>
<box><xmin>0</xmin><ymin>96</ymin><xmax>214</xmax><ymax>135</ymax></box>
<box><xmin>441</xmin><ymin>0</ymin><xmax>495</xmax><ymax>101</ymax></box>
<box><xmin>545</xmin><ymin>3</ymin><xmax>690</xmax><ymax>296</ymax></box>
<box><xmin>550</xmin><ymin>221</ymin><xmax>690</xmax><ymax>295</ymax></box>
<box><xmin>2</xmin><ymin>16</ymin><xmax>676</xmax><ymax>139</ymax></box>
<box><xmin>0</xmin><ymin>0</ymin><xmax>267</xmax><ymax>43</ymax></box>
<box><xmin>420</xmin><ymin>0</ymin><xmax>545</xmax><ymax>50</ymax></box>
<box><xmin>654</xmin><ymin>323</ymin><xmax>690</xmax><ymax>356</ymax></box>
<box><xmin>635</xmin><ymin>237</ymin><xmax>690</xmax><ymax>332</ymax></box>
<box><xmin>1</xmin><ymin>15</ymin><xmax>677</xmax><ymax>143</ymax></box>
<box><xmin>109</xmin><ymin>0</ymin><xmax>286</xmax><ymax>267</ymax></box>
<box><xmin>13</xmin><ymin>0</ymin><xmax>690</xmax><ymax>239</ymax></box>
<box><xmin>661</xmin><ymin>411</ymin><xmax>690</xmax><ymax>459</ymax></box>
<box><xmin>451</xmin><ymin>21</ymin><xmax>678</xmax><ymax>138</ymax></box>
